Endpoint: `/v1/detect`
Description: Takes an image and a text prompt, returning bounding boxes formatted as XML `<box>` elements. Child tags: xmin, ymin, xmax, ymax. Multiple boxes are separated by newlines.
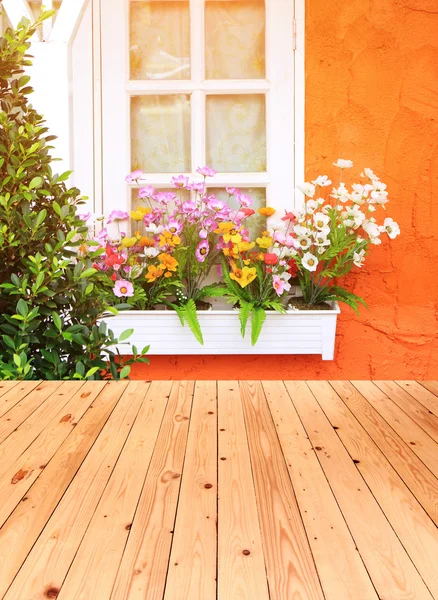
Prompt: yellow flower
<box><xmin>230</xmin><ymin>266</ymin><xmax>257</xmax><ymax>288</ymax></box>
<box><xmin>159</xmin><ymin>231</ymin><xmax>181</xmax><ymax>247</ymax></box>
<box><xmin>164</xmin><ymin>272</ymin><xmax>172</xmax><ymax>278</ymax></box>
<box><xmin>145</xmin><ymin>265</ymin><xmax>164</xmax><ymax>282</ymax></box>
<box><xmin>236</xmin><ymin>241</ymin><xmax>255</xmax><ymax>253</ymax></box>
<box><xmin>258</xmin><ymin>207</ymin><xmax>276</xmax><ymax>217</ymax></box>
<box><xmin>130</xmin><ymin>209</ymin><xmax>146</xmax><ymax>221</ymax></box>
<box><xmin>256</xmin><ymin>235</ymin><xmax>273</xmax><ymax>249</ymax></box>
<box><xmin>223</xmin><ymin>246</ymin><xmax>239</xmax><ymax>259</ymax></box>
<box><xmin>215</xmin><ymin>221</ymin><xmax>242</xmax><ymax>244</ymax></box>
<box><xmin>158</xmin><ymin>253</ymin><xmax>179</xmax><ymax>272</ymax></box>
<box><xmin>120</xmin><ymin>236</ymin><xmax>137</xmax><ymax>248</ymax></box>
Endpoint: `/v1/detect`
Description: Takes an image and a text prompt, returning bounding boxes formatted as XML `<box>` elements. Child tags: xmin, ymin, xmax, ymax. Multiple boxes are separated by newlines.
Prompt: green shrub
<box><xmin>0</xmin><ymin>15</ymin><xmax>148</xmax><ymax>380</ymax></box>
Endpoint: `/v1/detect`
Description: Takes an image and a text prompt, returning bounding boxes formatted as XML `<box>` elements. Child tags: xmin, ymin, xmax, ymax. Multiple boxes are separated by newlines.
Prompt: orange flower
<box><xmin>159</xmin><ymin>231</ymin><xmax>181</xmax><ymax>247</ymax></box>
<box><xmin>258</xmin><ymin>207</ymin><xmax>276</xmax><ymax>217</ymax></box>
<box><xmin>145</xmin><ymin>265</ymin><xmax>164</xmax><ymax>282</ymax></box>
<box><xmin>139</xmin><ymin>236</ymin><xmax>155</xmax><ymax>247</ymax></box>
<box><xmin>158</xmin><ymin>253</ymin><xmax>179</xmax><ymax>272</ymax></box>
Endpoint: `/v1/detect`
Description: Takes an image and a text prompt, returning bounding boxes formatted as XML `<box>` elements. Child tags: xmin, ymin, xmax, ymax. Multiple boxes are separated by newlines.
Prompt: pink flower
<box><xmin>171</xmin><ymin>175</ymin><xmax>190</xmax><ymax>189</ymax></box>
<box><xmin>197</xmin><ymin>166</ymin><xmax>217</xmax><ymax>177</ymax></box>
<box><xmin>107</xmin><ymin>210</ymin><xmax>129</xmax><ymax>224</ymax></box>
<box><xmin>113</xmin><ymin>280</ymin><xmax>134</xmax><ymax>297</ymax></box>
<box><xmin>125</xmin><ymin>170</ymin><xmax>143</xmax><ymax>184</ymax></box>
<box><xmin>238</xmin><ymin>207</ymin><xmax>255</xmax><ymax>218</ymax></box>
<box><xmin>272</xmin><ymin>275</ymin><xmax>285</xmax><ymax>296</ymax></box>
<box><xmin>167</xmin><ymin>219</ymin><xmax>183</xmax><ymax>235</ymax></box>
<box><xmin>226</xmin><ymin>186</ymin><xmax>239</xmax><ymax>195</ymax></box>
<box><xmin>196</xmin><ymin>240</ymin><xmax>210</xmax><ymax>262</ymax></box>
<box><xmin>77</xmin><ymin>212</ymin><xmax>92</xmax><ymax>222</ymax></box>
<box><xmin>154</xmin><ymin>191</ymin><xmax>176</xmax><ymax>204</ymax></box>
<box><xmin>236</xmin><ymin>192</ymin><xmax>253</xmax><ymax>207</ymax></box>
<box><xmin>282</xmin><ymin>211</ymin><xmax>297</xmax><ymax>223</ymax></box>
<box><xmin>181</xmin><ymin>200</ymin><xmax>197</xmax><ymax>214</ymax></box>
<box><xmin>208</xmin><ymin>197</ymin><xmax>227</xmax><ymax>213</ymax></box>
<box><xmin>189</xmin><ymin>181</ymin><xmax>205</xmax><ymax>193</ymax></box>
<box><xmin>138</xmin><ymin>186</ymin><xmax>155</xmax><ymax>199</ymax></box>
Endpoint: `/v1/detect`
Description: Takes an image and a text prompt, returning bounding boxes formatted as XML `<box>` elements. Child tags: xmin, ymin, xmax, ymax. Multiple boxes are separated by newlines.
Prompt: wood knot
<box><xmin>220</xmin><ymin>428</ymin><xmax>225</xmax><ymax>432</ymax></box>
<box><xmin>125</xmin><ymin>523</ymin><xmax>132</xmax><ymax>530</ymax></box>
<box><xmin>207</xmin><ymin>411</ymin><xmax>214</xmax><ymax>415</ymax></box>
<box><xmin>60</xmin><ymin>414</ymin><xmax>72</xmax><ymax>423</ymax></box>
<box><xmin>11</xmin><ymin>469</ymin><xmax>28</xmax><ymax>484</ymax></box>
<box><xmin>242</xmin><ymin>550</ymin><xmax>251</xmax><ymax>556</ymax></box>
<box><xmin>81</xmin><ymin>392</ymin><xmax>91</xmax><ymax>398</ymax></box>
<box><xmin>161</xmin><ymin>470</ymin><xmax>180</xmax><ymax>483</ymax></box>
<box><xmin>175</xmin><ymin>414</ymin><xmax>189</xmax><ymax>422</ymax></box>
<box><xmin>220</xmin><ymin>457</ymin><xmax>226</xmax><ymax>461</ymax></box>
<box><xmin>314</xmin><ymin>446</ymin><xmax>322</xmax><ymax>451</ymax></box>
<box><xmin>353</xmin><ymin>459</ymin><xmax>360</xmax><ymax>464</ymax></box>
<box><xmin>204</xmin><ymin>483</ymin><xmax>213</xmax><ymax>489</ymax></box>
<box><xmin>45</xmin><ymin>587</ymin><xmax>60</xmax><ymax>598</ymax></box>
<box><xmin>409</xmin><ymin>441</ymin><xmax>416</xmax><ymax>446</ymax></box>
<box><xmin>134</xmin><ymin>569</ymin><xmax>142</xmax><ymax>575</ymax></box>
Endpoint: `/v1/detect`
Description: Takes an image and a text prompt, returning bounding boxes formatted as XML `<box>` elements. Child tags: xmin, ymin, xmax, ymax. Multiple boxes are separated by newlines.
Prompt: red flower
<box><xmin>282</xmin><ymin>211</ymin><xmax>297</xmax><ymax>223</ymax></box>
<box><xmin>288</xmin><ymin>259</ymin><xmax>298</xmax><ymax>277</ymax></box>
<box><xmin>110</xmin><ymin>273</ymin><xmax>117</xmax><ymax>281</ymax></box>
<box><xmin>239</xmin><ymin>207</ymin><xmax>256</xmax><ymax>217</ymax></box>
<box><xmin>264</xmin><ymin>253</ymin><xmax>278</xmax><ymax>265</ymax></box>
<box><xmin>105</xmin><ymin>254</ymin><xmax>125</xmax><ymax>268</ymax></box>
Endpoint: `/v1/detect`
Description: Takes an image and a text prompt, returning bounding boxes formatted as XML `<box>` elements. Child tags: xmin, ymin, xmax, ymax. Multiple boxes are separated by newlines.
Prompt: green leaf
<box><xmin>119</xmin><ymin>365</ymin><xmax>131</xmax><ymax>380</ymax></box>
<box><xmin>34</xmin><ymin>208</ymin><xmax>47</xmax><ymax>228</ymax></box>
<box><xmin>13</xmin><ymin>354</ymin><xmax>21</xmax><ymax>368</ymax></box>
<box><xmin>118</xmin><ymin>328</ymin><xmax>134</xmax><ymax>342</ymax></box>
<box><xmin>17</xmin><ymin>298</ymin><xmax>28</xmax><ymax>317</ymax></box>
<box><xmin>251</xmin><ymin>307</ymin><xmax>266</xmax><ymax>346</ymax></box>
<box><xmin>29</xmin><ymin>176</ymin><xmax>42</xmax><ymax>189</ymax></box>
<box><xmin>238</xmin><ymin>301</ymin><xmax>253</xmax><ymax>338</ymax></box>
<box><xmin>85</xmin><ymin>367</ymin><xmax>99</xmax><ymax>378</ymax></box>
<box><xmin>183</xmin><ymin>299</ymin><xmax>204</xmax><ymax>345</ymax></box>
<box><xmin>79</xmin><ymin>268</ymin><xmax>97</xmax><ymax>279</ymax></box>
<box><xmin>52</xmin><ymin>311</ymin><xmax>62</xmax><ymax>332</ymax></box>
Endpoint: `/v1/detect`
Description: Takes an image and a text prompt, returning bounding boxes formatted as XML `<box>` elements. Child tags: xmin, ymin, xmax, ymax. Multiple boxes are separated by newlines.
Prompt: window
<box><xmin>100</xmin><ymin>0</ymin><xmax>302</xmax><ymax>220</ymax></box>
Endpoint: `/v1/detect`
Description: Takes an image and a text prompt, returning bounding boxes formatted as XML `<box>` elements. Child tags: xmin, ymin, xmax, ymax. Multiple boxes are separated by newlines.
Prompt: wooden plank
<box><xmin>0</xmin><ymin>381</ymin><xmax>128</xmax><ymax>598</ymax></box>
<box><xmin>216</xmin><ymin>381</ymin><xmax>270</xmax><ymax>600</ymax></box>
<box><xmin>57</xmin><ymin>381</ymin><xmax>171</xmax><ymax>600</ymax></box>
<box><xmin>396</xmin><ymin>381</ymin><xmax>438</xmax><ymax>417</ymax></box>
<box><xmin>0</xmin><ymin>380</ymin><xmax>63</xmax><ymax>444</ymax></box>
<box><xmin>374</xmin><ymin>381</ymin><xmax>438</xmax><ymax>443</ymax></box>
<box><xmin>285</xmin><ymin>381</ymin><xmax>435</xmax><ymax>600</ymax></box>
<box><xmin>164</xmin><ymin>381</ymin><xmax>217</xmax><ymax>600</ymax></box>
<box><xmin>0</xmin><ymin>381</ymin><xmax>84</xmax><ymax>479</ymax></box>
<box><xmin>352</xmin><ymin>381</ymin><xmax>438</xmax><ymax>478</ymax></box>
<box><xmin>0</xmin><ymin>380</ymin><xmax>106</xmax><ymax>529</ymax></box>
<box><xmin>0</xmin><ymin>380</ymin><xmax>41</xmax><ymax>419</ymax></box>
<box><xmin>0</xmin><ymin>381</ymin><xmax>18</xmax><ymax>399</ymax></box>
<box><xmin>240</xmin><ymin>381</ymin><xmax>324</xmax><ymax>600</ymax></box>
<box><xmin>309</xmin><ymin>381</ymin><xmax>438</xmax><ymax>598</ymax></box>
<box><xmin>110</xmin><ymin>381</ymin><xmax>194</xmax><ymax>600</ymax></box>
<box><xmin>418</xmin><ymin>381</ymin><xmax>438</xmax><ymax>398</ymax></box>
<box><xmin>263</xmin><ymin>381</ymin><xmax>378</xmax><ymax>600</ymax></box>
<box><xmin>3</xmin><ymin>380</ymin><xmax>143</xmax><ymax>600</ymax></box>
<box><xmin>331</xmin><ymin>381</ymin><xmax>438</xmax><ymax>526</ymax></box>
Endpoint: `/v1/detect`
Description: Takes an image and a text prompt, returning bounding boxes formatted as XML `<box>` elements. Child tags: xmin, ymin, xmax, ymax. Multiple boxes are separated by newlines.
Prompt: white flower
<box><xmin>314</xmin><ymin>233</ymin><xmax>330</xmax><ymax>247</ymax></box>
<box><xmin>279</xmin><ymin>271</ymin><xmax>292</xmax><ymax>282</ymax></box>
<box><xmin>330</xmin><ymin>183</ymin><xmax>349</xmax><ymax>203</ymax></box>
<box><xmin>311</xmin><ymin>175</ymin><xmax>332</xmax><ymax>187</ymax></box>
<box><xmin>294</xmin><ymin>224</ymin><xmax>310</xmax><ymax>237</ymax></box>
<box><xmin>282</xmin><ymin>247</ymin><xmax>298</xmax><ymax>257</ymax></box>
<box><xmin>343</xmin><ymin>206</ymin><xmax>365</xmax><ymax>229</ymax></box>
<box><xmin>333</xmin><ymin>159</ymin><xmax>354</xmax><ymax>169</ymax></box>
<box><xmin>268</xmin><ymin>218</ymin><xmax>285</xmax><ymax>232</ymax></box>
<box><xmin>370</xmin><ymin>181</ymin><xmax>388</xmax><ymax>205</ymax></box>
<box><xmin>353</xmin><ymin>249</ymin><xmax>366</xmax><ymax>267</ymax></box>
<box><xmin>296</xmin><ymin>236</ymin><xmax>312</xmax><ymax>250</ymax></box>
<box><xmin>361</xmin><ymin>168</ymin><xmax>379</xmax><ymax>181</ymax></box>
<box><xmin>363</xmin><ymin>220</ymin><xmax>381</xmax><ymax>242</ymax></box>
<box><xmin>368</xmin><ymin>205</ymin><xmax>376</xmax><ymax>212</ymax></box>
<box><xmin>142</xmin><ymin>247</ymin><xmax>160</xmax><ymax>258</ymax></box>
<box><xmin>317</xmin><ymin>246</ymin><xmax>326</xmax><ymax>254</ymax></box>
<box><xmin>380</xmin><ymin>217</ymin><xmax>400</xmax><ymax>239</ymax></box>
<box><xmin>305</xmin><ymin>199</ymin><xmax>319</xmax><ymax>214</ymax></box>
<box><xmin>302</xmin><ymin>252</ymin><xmax>319</xmax><ymax>271</ymax></box>
<box><xmin>297</xmin><ymin>182</ymin><xmax>316</xmax><ymax>198</ymax></box>
<box><xmin>144</xmin><ymin>223</ymin><xmax>164</xmax><ymax>234</ymax></box>
<box><xmin>313</xmin><ymin>212</ymin><xmax>331</xmax><ymax>230</ymax></box>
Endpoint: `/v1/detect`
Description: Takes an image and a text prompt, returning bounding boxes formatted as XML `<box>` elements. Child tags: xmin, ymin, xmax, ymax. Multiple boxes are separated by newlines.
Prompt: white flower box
<box><xmin>101</xmin><ymin>302</ymin><xmax>340</xmax><ymax>360</ymax></box>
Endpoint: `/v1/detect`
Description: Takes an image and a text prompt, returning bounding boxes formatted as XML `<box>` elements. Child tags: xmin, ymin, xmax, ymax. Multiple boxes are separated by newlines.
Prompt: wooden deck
<box><xmin>0</xmin><ymin>380</ymin><xmax>437</xmax><ymax>599</ymax></box>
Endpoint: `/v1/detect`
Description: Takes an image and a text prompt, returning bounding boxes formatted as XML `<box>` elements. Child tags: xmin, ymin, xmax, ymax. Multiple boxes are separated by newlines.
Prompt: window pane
<box><xmin>130</xmin><ymin>1</ymin><xmax>190</xmax><ymax>80</ymax></box>
<box><xmin>206</xmin><ymin>95</ymin><xmax>266</xmax><ymax>172</ymax></box>
<box><xmin>205</xmin><ymin>0</ymin><xmax>265</xmax><ymax>79</ymax></box>
<box><xmin>131</xmin><ymin>95</ymin><xmax>191</xmax><ymax>173</ymax></box>
<box><xmin>209</xmin><ymin>188</ymin><xmax>267</xmax><ymax>237</ymax></box>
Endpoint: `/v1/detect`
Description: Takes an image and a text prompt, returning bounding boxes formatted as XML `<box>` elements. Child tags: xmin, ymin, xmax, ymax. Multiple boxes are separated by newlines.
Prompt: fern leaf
<box><xmin>238</xmin><ymin>301</ymin><xmax>253</xmax><ymax>338</ymax></box>
<box><xmin>251</xmin><ymin>307</ymin><xmax>266</xmax><ymax>346</ymax></box>
<box><xmin>183</xmin><ymin>299</ymin><xmax>204</xmax><ymax>345</ymax></box>
<box><xmin>170</xmin><ymin>303</ymin><xmax>186</xmax><ymax>326</ymax></box>
<box><xmin>198</xmin><ymin>284</ymin><xmax>228</xmax><ymax>299</ymax></box>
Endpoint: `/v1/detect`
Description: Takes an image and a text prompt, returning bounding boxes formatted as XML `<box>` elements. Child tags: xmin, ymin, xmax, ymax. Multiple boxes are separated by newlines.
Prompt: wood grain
<box><xmin>0</xmin><ymin>381</ymin><xmax>127</xmax><ymax>598</ymax></box>
<box><xmin>286</xmin><ymin>381</ymin><xmax>434</xmax><ymax>600</ymax></box>
<box><xmin>396</xmin><ymin>381</ymin><xmax>438</xmax><ymax>416</ymax></box>
<box><xmin>331</xmin><ymin>381</ymin><xmax>438</xmax><ymax>525</ymax></box>
<box><xmin>111</xmin><ymin>381</ymin><xmax>194</xmax><ymax>600</ymax></box>
<box><xmin>58</xmin><ymin>381</ymin><xmax>170</xmax><ymax>600</ymax></box>
<box><xmin>0</xmin><ymin>380</ymin><xmax>62</xmax><ymax>443</ymax></box>
<box><xmin>217</xmin><ymin>381</ymin><xmax>270</xmax><ymax>600</ymax></box>
<box><xmin>309</xmin><ymin>380</ymin><xmax>438</xmax><ymax>598</ymax></box>
<box><xmin>240</xmin><ymin>381</ymin><xmax>325</xmax><ymax>600</ymax></box>
<box><xmin>164</xmin><ymin>381</ymin><xmax>217</xmax><ymax>600</ymax></box>
<box><xmin>0</xmin><ymin>381</ymin><xmax>19</xmax><ymax>399</ymax></box>
<box><xmin>0</xmin><ymin>381</ymin><xmax>84</xmax><ymax>479</ymax></box>
<box><xmin>374</xmin><ymin>380</ymin><xmax>438</xmax><ymax>443</ymax></box>
<box><xmin>0</xmin><ymin>381</ymin><xmax>40</xmax><ymax>418</ymax></box>
<box><xmin>418</xmin><ymin>381</ymin><xmax>438</xmax><ymax>398</ymax></box>
<box><xmin>263</xmin><ymin>380</ymin><xmax>378</xmax><ymax>600</ymax></box>
<box><xmin>352</xmin><ymin>381</ymin><xmax>438</xmax><ymax>478</ymax></box>
<box><xmin>4</xmin><ymin>380</ymin><xmax>141</xmax><ymax>600</ymax></box>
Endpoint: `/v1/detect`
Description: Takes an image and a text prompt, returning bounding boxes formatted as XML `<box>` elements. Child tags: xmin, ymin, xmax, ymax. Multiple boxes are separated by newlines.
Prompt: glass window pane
<box><xmin>131</xmin><ymin>95</ymin><xmax>191</xmax><ymax>173</ymax></box>
<box><xmin>206</xmin><ymin>95</ymin><xmax>266</xmax><ymax>172</ymax></box>
<box><xmin>205</xmin><ymin>0</ymin><xmax>265</xmax><ymax>79</ymax></box>
<box><xmin>209</xmin><ymin>187</ymin><xmax>267</xmax><ymax>237</ymax></box>
<box><xmin>130</xmin><ymin>1</ymin><xmax>190</xmax><ymax>80</ymax></box>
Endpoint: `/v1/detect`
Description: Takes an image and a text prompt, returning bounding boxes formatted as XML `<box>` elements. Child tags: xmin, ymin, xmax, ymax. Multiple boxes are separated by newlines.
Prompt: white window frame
<box><xmin>100</xmin><ymin>0</ymin><xmax>305</xmax><ymax>218</ymax></box>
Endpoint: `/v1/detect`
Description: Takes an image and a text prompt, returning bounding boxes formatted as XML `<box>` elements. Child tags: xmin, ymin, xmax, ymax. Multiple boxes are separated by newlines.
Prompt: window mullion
<box><xmin>191</xmin><ymin>90</ymin><xmax>206</xmax><ymax>173</ymax></box>
<box><xmin>190</xmin><ymin>0</ymin><xmax>205</xmax><ymax>85</ymax></box>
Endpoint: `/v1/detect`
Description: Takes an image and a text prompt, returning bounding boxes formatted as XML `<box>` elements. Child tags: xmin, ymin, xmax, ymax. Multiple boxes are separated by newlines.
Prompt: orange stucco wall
<box><xmin>132</xmin><ymin>0</ymin><xmax>438</xmax><ymax>380</ymax></box>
